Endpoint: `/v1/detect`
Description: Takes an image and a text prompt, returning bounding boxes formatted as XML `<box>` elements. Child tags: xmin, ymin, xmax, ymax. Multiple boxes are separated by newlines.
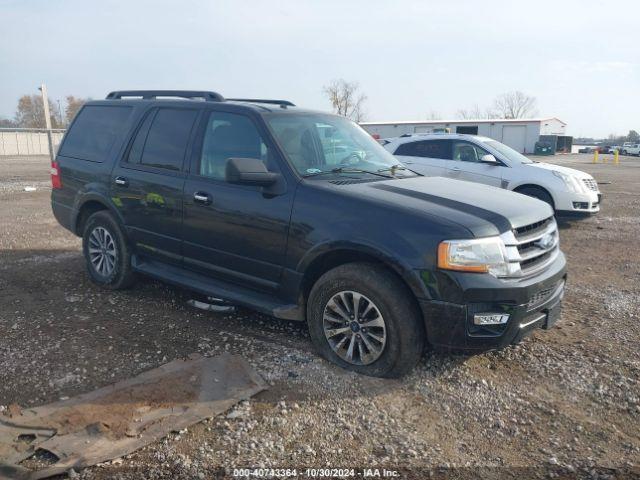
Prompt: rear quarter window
<box><xmin>59</xmin><ymin>105</ymin><xmax>133</xmax><ymax>162</ymax></box>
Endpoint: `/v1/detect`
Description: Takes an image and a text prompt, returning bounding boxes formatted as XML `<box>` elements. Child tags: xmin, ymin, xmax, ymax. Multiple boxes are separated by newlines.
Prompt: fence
<box><xmin>0</xmin><ymin>128</ymin><xmax>66</xmax><ymax>156</ymax></box>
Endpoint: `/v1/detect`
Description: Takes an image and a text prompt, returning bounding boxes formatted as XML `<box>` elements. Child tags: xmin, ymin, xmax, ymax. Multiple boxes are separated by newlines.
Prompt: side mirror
<box><xmin>225</xmin><ymin>158</ymin><xmax>279</xmax><ymax>186</ymax></box>
<box><xmin>480</xmin><ymin>154</ymin><xmax>499</xmax><ymax>165</ymax></box>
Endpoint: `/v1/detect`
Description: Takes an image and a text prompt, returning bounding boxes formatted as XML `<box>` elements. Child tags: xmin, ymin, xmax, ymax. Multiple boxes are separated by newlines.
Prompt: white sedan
<box><xmin>383</xmin><ymin>134</ymin><xmax>601</xmax><ymax>217</ymax></box>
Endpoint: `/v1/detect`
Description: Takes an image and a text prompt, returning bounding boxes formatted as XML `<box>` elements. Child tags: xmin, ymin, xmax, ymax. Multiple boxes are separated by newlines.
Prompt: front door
<box><xmin>446</xmin><ymin>140</ymin><xmax>504</xmax><ymax>188</ymax></box>
<box><xmin>182</xmin><ymin>109</ymin><xmax>294</xmax><ymax>292</ymax></box>
<box><xmin>111</xmin><ymin>106</ymin><xmax>201</xmax><ymax>265</ymax></box>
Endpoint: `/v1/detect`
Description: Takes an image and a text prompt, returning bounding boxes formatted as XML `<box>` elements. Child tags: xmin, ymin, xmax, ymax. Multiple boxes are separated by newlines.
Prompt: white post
<box><xmin>39</xmin><ymin>83</ymin><xmax>55</xmax><ymax>161</ymax></box>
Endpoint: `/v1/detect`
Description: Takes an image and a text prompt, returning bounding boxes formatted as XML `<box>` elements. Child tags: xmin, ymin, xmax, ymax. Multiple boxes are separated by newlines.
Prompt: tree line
<box><xmin>0</xmin><ymin>95</ymin><xmax>89</xmax><ymax>129</ymax></box>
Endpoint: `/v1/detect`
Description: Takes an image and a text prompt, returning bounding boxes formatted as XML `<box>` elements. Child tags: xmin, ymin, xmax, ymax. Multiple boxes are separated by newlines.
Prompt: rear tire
<box><xmin>307</xmin><ymin>262</ymin><xmax>425</xmax><ymax>378</ymax></box>
<box><xmin>82</xmin><ymin>211</ymin><xmax>135</xmax><ymax>290</ymax></box>
<box><xmin>516</xmin><ymin>186</ymin><xmax>555</xmax><ymax>211</ymax></box>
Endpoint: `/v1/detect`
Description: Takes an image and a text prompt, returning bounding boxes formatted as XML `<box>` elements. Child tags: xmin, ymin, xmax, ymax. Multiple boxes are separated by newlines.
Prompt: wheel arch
<box><xmin>513</xmin><ymin>183</ymin><xmax>556</xmax><ymax>210</ymax></box>
<box><xmin>298</xmin><ymin>244</ymin><xmax>427</xmax><ymax>317</ymax></box>
<box><xmin>73</xmin><ymin>193</ymin><xmax>126</xmax><ymax>237</ymax></box>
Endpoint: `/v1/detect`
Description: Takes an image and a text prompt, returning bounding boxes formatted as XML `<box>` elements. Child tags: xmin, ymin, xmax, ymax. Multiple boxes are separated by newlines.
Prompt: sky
<box><xmin>0</xmin><ymin>0</ymin><xmax>638</xmax><ymax>138</ymax></box>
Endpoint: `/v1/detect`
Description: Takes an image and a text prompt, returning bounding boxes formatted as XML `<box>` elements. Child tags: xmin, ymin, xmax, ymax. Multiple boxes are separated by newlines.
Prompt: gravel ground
<box><xmin>0</xmin><ymin>154</ymin><xmax>638</xmax><ymax>479</ymax></box>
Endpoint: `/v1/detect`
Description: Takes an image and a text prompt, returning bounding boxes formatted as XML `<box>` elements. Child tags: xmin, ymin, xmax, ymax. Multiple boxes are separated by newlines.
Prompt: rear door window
<box><xmin>59</xmin><ymin>105</ymin><xmax>132</xmax><ymax>162</ymax></box>
<box><xmin>139</xmin><ymin>108</ymin><xmax>199</xmax><ymax>171</ymax></box>
<box><xmin>394</xmin><ymin>140</ymin><xmax>452</xmax><ymax>159</ymax></box>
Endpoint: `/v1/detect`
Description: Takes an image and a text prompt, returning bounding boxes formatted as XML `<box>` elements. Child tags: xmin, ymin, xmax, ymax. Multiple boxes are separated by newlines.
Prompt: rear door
<box><xmin>392</xmin><ymin>139</ymin><xmax>451</xmax><ymax>176</ymax></box>
<box><xmin>111</xmin><ymin>106</ymin><xmax>201</xmax><ymax>265</ymax></box>
<box><xmin>446</xmin><ymin>139</ymin><xmax>504</xmax><ymax>187</ymax></box>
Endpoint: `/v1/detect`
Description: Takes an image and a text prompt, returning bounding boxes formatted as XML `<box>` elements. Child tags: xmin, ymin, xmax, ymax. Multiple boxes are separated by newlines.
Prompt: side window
<box><xmin>452</xmin><ymin>141</ymin><xmax>490</xmax><ymax>163</ymax></box>
<box><xmin>126</xmin><ymin>109</ymin><xmax>156</xmax><ymax>164</ymax></box>
<box><xmin>199</xmin><ymin>111</ymin><xmax>271</xmax><ymax>180</ymax></box>
<box><xmin>394</xmin><ymin>140</ymin><xmax>451</xmax><ymax>159</ymax></box>
<box><xmin>139</xmin><ymin>108</ymin><xmax>199</xmax><ymax>171</ymax></box>
<box><xmin>59</xmin><ymin>105</ymin><xmax>132</xmax><ymax>162</ymax></box>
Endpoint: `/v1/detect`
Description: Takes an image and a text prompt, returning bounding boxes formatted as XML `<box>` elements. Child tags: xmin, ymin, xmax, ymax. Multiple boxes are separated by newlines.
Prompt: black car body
<box><xmin>51</xmin><ymin>90</ymin><xmax>567</xmax><ymax>377</ymax></box>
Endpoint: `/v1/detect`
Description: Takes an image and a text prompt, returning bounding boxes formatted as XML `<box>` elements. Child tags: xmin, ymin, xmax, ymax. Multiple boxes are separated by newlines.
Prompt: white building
<box><xmin>360</xmin><ymin>118</ymin><xmax>567</xmax><ymax>154</ymax></box>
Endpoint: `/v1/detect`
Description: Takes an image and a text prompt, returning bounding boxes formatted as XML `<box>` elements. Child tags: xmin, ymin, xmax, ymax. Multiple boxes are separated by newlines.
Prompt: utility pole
<box><xmin>38</xmin><ymin>83</ymin><xmax>55</xmax><ymax>161</ymax></box>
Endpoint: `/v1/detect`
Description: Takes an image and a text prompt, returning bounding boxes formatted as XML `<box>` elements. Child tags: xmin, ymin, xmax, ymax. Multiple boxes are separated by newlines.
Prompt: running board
<box><xmin>131</xmin><ymin>256</ymin><xmax>304</xmax><ymax>321</ymax></box>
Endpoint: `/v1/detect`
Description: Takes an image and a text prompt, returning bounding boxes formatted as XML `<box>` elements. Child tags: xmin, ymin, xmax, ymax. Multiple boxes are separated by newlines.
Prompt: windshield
<box><xmin>265</xmin><ymin>113</ymin><xmax>412</xmax><ymax>177</ymax></box>
<box><xmin>484</xmin><ymin>140</ymin><xmax>534</xmax><ymax>164</ymax></box>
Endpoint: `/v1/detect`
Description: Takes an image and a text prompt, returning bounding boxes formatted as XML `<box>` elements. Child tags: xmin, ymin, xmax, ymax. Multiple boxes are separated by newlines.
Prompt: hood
<box><xmin>330</xmin><ymin>176</ymin><xmax>554</xmax><ymax>238</ymax></box>
<box><xmin>526</xmin><ymin>162</ymin><xmax>594</xmax><ymax>179</ymax></box>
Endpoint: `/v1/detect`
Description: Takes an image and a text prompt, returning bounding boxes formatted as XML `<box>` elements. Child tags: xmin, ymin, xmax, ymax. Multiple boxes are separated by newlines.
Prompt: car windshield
<box><xmin>484</xmin><ymin>140</ymin><xmax>534</xmax><ymax>164</ymax></box>
<box><xmin>265</xmin><ymin>113</ymin><xmax>413</xmax><ymax>177</ymax></box>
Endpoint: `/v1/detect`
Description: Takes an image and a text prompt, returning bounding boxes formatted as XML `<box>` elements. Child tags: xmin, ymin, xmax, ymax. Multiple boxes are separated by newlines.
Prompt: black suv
<box><xmin>51</xmin><ymin>90</ymin><xmax>567</xmax><ymax>377</ymax></box>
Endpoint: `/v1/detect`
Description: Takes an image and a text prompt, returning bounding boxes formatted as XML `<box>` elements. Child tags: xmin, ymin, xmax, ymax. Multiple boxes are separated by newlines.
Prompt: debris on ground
<box><xmin>0</xmin><ymin>354</ymin><xmax>265</xmax><ymax>479</ymax></box>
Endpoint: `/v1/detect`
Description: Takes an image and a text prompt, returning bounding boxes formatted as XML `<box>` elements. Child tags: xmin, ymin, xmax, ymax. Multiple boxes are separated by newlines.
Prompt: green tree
<box><xmin>627</xmin><ymin>130</ymin><xmax>639</xmax><ymax>143</ymax></box>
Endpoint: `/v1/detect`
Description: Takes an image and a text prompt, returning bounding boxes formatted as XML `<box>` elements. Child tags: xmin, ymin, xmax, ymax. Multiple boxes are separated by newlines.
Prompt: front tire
<box><xmin>307</xmin><ymin>262</ymin><xmax>425</xmax><ymax>378</ymax></box>
<box><xmin>82</xmin><ymin>211</ymin><xmax>135</xmax><ymax>289</ymax></box>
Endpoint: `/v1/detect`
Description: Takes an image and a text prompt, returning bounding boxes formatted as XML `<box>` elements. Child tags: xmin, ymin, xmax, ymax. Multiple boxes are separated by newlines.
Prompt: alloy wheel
<box><xmin>88</xmin><ymin>226</ymin><xmax>117</xmax><ymax>277</ymax></box>
<box><xmin>322</xmin><ymin>290</ymin><xmax>387</xmax><ymax>365</ymax></box>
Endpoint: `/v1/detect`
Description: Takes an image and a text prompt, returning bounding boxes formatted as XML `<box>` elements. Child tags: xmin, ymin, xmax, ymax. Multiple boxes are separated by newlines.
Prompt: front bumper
<box><xmin>555</xmin><ymin>190</ymin><xmax>601</xmax><ymax>215</ymax></box>
<box><xmin>418</xmin><ymin>252</ymin><xmax>567</xmax><ymax>351</ymax></box>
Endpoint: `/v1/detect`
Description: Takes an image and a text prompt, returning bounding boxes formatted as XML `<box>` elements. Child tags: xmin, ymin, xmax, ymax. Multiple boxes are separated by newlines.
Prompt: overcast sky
<box><xmin>1</xmin><ymin>0</ymin><xmax>638</xmax><ymax>138</ymax></box>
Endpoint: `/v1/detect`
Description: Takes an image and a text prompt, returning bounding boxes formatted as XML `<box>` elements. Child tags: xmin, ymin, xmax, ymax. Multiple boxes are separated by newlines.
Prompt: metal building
<box><xmin>360</xmin><ymin>117</ymin><xmax>568</xmax><ymax>154</ymax></box>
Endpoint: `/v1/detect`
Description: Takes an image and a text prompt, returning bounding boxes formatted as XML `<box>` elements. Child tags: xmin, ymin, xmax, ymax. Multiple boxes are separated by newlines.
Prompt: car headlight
<box><xmin>553</xmin><ymin>170</ymin><xmax>585</xmax><ymax>193</ymax></box>
<box><xmin>438</xmin><ymin>236</ymin><xmax>511</xmax><ymax>277</ymax></box>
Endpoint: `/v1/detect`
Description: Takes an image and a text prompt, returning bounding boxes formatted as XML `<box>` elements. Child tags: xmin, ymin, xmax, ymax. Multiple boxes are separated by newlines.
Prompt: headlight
<box><xmin>553</xmin><ymin>170</ymin><xmax>584</xmax><ymax>193</ymax></box>
<box><xmin>437</xmin><ymin>237</ymin><xmax>510</xmax><ymax>277</ymax></box>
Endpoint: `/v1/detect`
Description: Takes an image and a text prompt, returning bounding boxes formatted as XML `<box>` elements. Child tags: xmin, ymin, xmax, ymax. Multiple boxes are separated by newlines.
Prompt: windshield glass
<box><xmin>484</xmin><ymin>140</ymin><xmax>534</xmax><ymax>164</ymax></box>
<box><xmin>265</xmin><ymin>113</ymin><xmax>412</xmax><ymax>177</ymax></box>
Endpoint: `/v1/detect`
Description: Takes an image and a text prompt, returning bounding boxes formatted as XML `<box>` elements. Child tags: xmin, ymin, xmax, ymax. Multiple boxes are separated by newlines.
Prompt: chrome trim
<box><xmin>520</xmin><ymin>313</ymin><xmax>546</xmax><ymax>329</ymax></box>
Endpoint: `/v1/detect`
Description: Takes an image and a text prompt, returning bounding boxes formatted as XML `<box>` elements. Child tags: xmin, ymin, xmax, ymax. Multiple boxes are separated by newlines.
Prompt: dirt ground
<box><xmin>0</xmin><ymin>153</ymin><xmax>638</xmax><ymax>479</ymax></box>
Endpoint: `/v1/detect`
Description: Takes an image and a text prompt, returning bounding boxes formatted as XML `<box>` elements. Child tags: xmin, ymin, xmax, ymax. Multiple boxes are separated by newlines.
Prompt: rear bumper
<box><xmin>51</xmin><ymin>198</ymin><xmax>75</xmax><ymax>234</ymax></box>
<box><xmin>418</xmin><ymin>252</ymin><xmax>567</xmax><ymax>351</ymax></box>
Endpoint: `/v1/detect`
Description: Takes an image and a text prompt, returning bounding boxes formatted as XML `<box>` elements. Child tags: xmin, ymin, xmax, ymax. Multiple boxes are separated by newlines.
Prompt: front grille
<box><xmin>582</xmin><ymin>178</ymin><xmax>598</xmax><ymax>191</ymax></box>
<box><xmin>500</xmin><ymin>216</ymin><xmax>559</xmax><ymax>278</ymax></box>
<box><xmin>527</xmin><ymin>280</ymin><xmax>564</xmax><ymax>311</ymax></box>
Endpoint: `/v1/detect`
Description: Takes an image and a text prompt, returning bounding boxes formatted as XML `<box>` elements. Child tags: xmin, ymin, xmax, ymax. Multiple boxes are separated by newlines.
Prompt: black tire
<box><xmin>307</xmin><ymin>262</ymin><xmax>425</xmax><ymax>378</ymax></box>
<box><xmin>516</xmin><ymin>186</ymin><xmax>555</xmax><ymax>210</ymax></box>
<box><xmin>82</xmin><ymin>210</ymin><xmax>136</xmax><ymax>289</ymax></box>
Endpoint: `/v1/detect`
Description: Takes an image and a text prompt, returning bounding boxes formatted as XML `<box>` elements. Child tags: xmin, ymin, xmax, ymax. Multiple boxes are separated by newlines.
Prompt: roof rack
<box><xmin>226</xmin><ymin>98</ymin><xmax>295</xmax><ymax>108</ymax></box>
<box><xmin>106</xmin><ymin>90</ymin><xmax>224</xmax><ymax>102</ymax></box>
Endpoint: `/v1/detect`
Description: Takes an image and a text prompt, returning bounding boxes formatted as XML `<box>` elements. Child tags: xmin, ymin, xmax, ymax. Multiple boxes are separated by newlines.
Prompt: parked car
<box><xmin>596</xmin><ymin>145</ymin><xmax>613</xmax><ymax>154</ymax></box>
<box><xmin>51</xmin><ymin>90</ymin><xmax>567</xmax><ymax>377</ymax></box>
<box><xmin>383</xmin><ymin>134</ymin><xmax>601</xmax><ymax>217</ymax></box>
<box><xmin>577</xmin><ymin>146</ymin><xmax>596</xmax><ymax>154</ymax></box>
<box><xmin>623</xmin><ymin>144</ymin><xmax>640</xmax><ymax>156</ymax></box>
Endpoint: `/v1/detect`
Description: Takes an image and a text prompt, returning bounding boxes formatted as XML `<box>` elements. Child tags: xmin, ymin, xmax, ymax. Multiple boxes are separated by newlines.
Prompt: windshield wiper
<box><xmin>303</xmin><ymin>167</ymin><xmax>393</xmax><ymax>179</ymax></box>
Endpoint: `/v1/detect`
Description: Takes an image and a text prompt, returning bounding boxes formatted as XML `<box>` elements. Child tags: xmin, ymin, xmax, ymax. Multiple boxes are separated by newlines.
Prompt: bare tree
<box><xmin>491</xmin><ymin>91</ymin><xmax>537</xmax><ymax>119</ymax></box>
<box><xmin>425</xmin><ymin>110</ymin><xmax>443</xmax><ymax>120</ymax></box>
<box><xmin>65</xmin><ymin>95</ymin><xmax>89</xmax><ymax>124</ymax></box>
<box><xmin>456</xmin><ymin>104</ymin><xmax>491</xmax><ymax>120</ymax></box>
<box><xmin>14</xmin><ymin>95</ymin><xmax>62</xmax><ymax>128</ymax></box>
<box><xmin>0</xmin><ymin>117</ymin><xmax>16</xmax><ymax>127</ymax></box>
<box><xmin>322</xmin><ymin>79</ymin><xmax>367</xmax><ymax>122</ymax></box>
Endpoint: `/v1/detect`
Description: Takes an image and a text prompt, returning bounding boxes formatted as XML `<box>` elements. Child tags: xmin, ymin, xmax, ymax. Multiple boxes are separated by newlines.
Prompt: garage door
<box><xmin>502</xmin><ymin>125</ymin><xmax>527</xmax><ymax>153</ymax></box>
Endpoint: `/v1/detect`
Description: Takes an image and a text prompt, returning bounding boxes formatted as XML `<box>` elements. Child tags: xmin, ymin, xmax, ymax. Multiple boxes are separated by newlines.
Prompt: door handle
<box><xmin>451</xmin><ymin>167</ymin><xmax>461</xmax><ymax>172</ymax></box>
<box><xmin>114</xmin><ymin>176</ymin><xmax>128</xmax><ymax>187</ymax></box>
<box><xmin>193</xmin><ymin>192</ymin><xmax>212</xmax><ymax>205</ymax></box>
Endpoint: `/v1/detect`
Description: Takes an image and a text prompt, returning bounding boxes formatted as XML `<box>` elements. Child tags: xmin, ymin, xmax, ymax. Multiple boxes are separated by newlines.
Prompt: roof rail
<box><xmin>106</xmin><ymin>90</ymin><xmax>224</xmax><ymax>102</ymax></box>
<box><xmin>226</xmin><ymin>98</ymin><xmax>295</xmax><ymax>108</ymax></box>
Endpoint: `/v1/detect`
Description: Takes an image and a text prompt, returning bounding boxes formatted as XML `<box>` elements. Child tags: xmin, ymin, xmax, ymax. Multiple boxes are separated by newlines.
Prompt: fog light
<box><xmin>474</xmin><ymin>313</ymin><xmax>510</xmax><ymax>325</ymax></box>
